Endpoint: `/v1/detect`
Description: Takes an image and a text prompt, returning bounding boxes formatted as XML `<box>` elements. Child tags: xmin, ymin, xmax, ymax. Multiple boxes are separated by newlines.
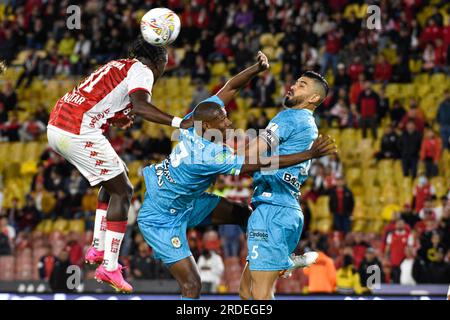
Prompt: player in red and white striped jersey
<box><xmin>47</xmin><ymin>37</ymin><xmax>192</xmax><ymax>293</ymax></box>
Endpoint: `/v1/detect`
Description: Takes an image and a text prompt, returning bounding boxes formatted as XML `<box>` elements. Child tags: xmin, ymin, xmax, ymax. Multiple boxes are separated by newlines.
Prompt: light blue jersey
<box><xmin>251</xmin><ymin>108</ymin><xmax>318</xmax><ymax>209</ymax></box>
<box><xmin>138</xmin><ymin>95</ymin><xmax>244</xmax><ymax>227</ymax></box>
<box><xmin>247</xmin><ymin>107</ymin><xmax>318</xmax><ymax>271</ymax></box>
<box><xmin>137</xmin><ymin>95</ymin><xmax>245</xmax><ymax>265</ymax></box>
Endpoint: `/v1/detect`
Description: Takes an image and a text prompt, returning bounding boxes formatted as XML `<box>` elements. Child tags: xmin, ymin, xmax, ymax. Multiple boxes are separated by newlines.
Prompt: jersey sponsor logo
<box><xmin>248</xmin><ymin>229</ymin><xmax>268</xmax><ymax>242</ymax></box>
<box><xmin>282</xmin><ymin>173</ymin><xmax>301</xmax><ymax>190</ymax></box>
<box><xmin>89</xmin><ymin>108</ymin><xmax>111</xmax><ymax>128</ymax></box>
<box><xmin>171</xmin><ymin>236</ymin><xmax>181</xmax><ymax>248</ymax></box>
<box><xmin>155</xmin><ymin>159</ymin><xmax>176</xmax><ymax>186</ymax></box>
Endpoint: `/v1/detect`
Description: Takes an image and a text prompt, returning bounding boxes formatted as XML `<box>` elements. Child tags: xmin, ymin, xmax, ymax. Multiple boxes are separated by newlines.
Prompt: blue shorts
<box><xmin>137</xmin><ymin>192</ymin><xmax>221</xmax><ymax>266</ymax></box>
<box><xmin>247</xmin><ymin>202</ymin><xmax>304</xmax><ymax>271</ymax></box>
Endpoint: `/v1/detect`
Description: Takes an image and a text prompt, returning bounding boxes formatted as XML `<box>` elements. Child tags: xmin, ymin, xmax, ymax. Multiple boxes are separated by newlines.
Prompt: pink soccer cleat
<box><xmin>85</xmin><ymin>246</ymin><xmax>104</xmax><ymax>265</ymax></box>
<box><xmin>94</xmin><ymin>264</ymin><xmax>133</xmax><ymax>293</ymax></box>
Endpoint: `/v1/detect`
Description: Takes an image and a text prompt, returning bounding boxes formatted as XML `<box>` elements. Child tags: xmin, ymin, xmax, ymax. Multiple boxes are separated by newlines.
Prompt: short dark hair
<box><xmin>302</xmin><ymin>71</ymin><xmax>329</xmax><ymax>98</ymax></box>
<box><xmin>193</xmin><ymin>101</ymin><xmax>223</xmax><ymax>122</ymax></box>
<box><xmin>128</xmin><ymin>36</ymin><xmax>168</xmax><ymax>65</ymax></box>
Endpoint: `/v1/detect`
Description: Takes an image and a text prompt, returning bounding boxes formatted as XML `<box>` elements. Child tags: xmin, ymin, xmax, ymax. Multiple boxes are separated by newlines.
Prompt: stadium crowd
<box><xmin>0</xmin><ymin>0</ymin><xmax>449</xmax><ymax>293</ymax></box>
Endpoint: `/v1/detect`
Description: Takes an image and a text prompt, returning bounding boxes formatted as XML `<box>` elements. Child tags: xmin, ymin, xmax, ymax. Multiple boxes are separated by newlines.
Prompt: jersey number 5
<box><xmin>251</xmin><ymin>245</ymin><xmax>259</xmax><ymax>259</ymax></box>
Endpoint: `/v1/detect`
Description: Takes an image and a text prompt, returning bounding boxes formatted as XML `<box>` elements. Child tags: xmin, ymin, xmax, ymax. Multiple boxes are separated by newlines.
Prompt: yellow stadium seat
<box><xmin>211</xmin><ymin>62</ymin><xmax>227</xmax><ymax>77</ymax></box>
<box><xmin>430</xmin><ymin>73</ymin><xmax>446</xmax><ymax>87</ymax></box>
<box><xmin>52</xmin><ymin>219</ymin><xmax>69</xmax><ymax>234</ymax></box>
<box><xmin>381</xmin><ymin>204</ymin><xmax>401</xmax><ymax>222</ymax></box>
<box><xmin>431</xmin><ymin>177</ymin><xmax>446</xmax><ymax>198</ymax></box>
<box><xmin>20</xmin><ymin>161</ymin><xmax>38</xmax><ymax>175</ymax></box>
<box><xmin>69</xmin><ymin>219</ymin><xmax>85</xmax><ymax>233</ymax></box>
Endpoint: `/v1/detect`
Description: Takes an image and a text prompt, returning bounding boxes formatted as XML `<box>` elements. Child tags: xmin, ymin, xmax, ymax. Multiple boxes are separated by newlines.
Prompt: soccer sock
<box><xmin>103</xmin><ymin>220</ymin><xmax>127</xmax><ymax>271</ymax></box>
<box><xmin>92</xmin><ymin>202</ymin><xmax>108</xmax><ymax>251</ymax></box>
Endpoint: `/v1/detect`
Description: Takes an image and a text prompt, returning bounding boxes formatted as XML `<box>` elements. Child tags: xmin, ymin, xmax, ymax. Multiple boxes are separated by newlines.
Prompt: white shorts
<box><xmin>47</xmin><ymin>125</ymin><xmax>126</xmax><ymax>186</ymax></box>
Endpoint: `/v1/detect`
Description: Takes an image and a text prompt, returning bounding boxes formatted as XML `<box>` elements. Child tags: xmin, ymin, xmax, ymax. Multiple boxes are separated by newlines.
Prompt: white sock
<box><xmin>103</xmin><ymin>229</ymin><xmax>125</xmax><ymax>271</ymax></box>
<box><xmin>92</xmin><ymin>209</ymin><xmax>107</xmax><ymax>251</ymax></box>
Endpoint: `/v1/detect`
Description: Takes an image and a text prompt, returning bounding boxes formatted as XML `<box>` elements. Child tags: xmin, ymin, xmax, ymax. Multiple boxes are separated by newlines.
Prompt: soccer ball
<box><xmin>140</xmin><ymin>8</ymin><xmax>181</xmax><ymax>46</ymax></box>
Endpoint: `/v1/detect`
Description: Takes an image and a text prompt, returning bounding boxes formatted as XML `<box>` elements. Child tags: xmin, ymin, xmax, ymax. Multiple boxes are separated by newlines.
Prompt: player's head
<box><xmin>193</xmin><ymin>102</ymin><xmax>232</xmax><ymax>140</ymax></box>
<box><xmin>283</xmin><ymin>71</ymin><xmax>329</xmax><ymax>109</ymax></box>
<box><xmin>128</xmin><ymin>36</ymin><xmax>168</xmax><ymax>82</ymax></box>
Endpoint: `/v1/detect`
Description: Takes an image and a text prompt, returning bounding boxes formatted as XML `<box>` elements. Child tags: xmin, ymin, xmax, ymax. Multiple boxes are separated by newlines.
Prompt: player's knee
<box><xmin>180</xmin><ymin>277</ymin><xmax>202</xmax><ymax>298</ymax></box>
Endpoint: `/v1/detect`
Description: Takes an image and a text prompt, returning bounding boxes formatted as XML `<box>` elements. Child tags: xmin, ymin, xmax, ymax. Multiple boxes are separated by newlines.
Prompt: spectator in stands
<box><xmin>15</xmin><ymin>50</ymin><xmax>40</xmax><ymax>89</ymax></box>
<box><xmin>437</xmin><ymin>90</ymin><xmax>450</xmax><ymax>151</ymax></box>
<box><xmin>390</xmin><ymin>100</ymin><xmax>407</xmax><ymax>127</ymax></box>
<box><xmin>130</xmin><ymin>243</ymin><xmax>156</xmax><ymax>280</ymax></box>
<box><xmin>191</xmin><ymin>55</ymin><xmax>210</xmax><ymax>83</ymax></box>
<box><xmin>336</xmin><ymin>253</ymin><xmax>364</xmax><ymax>295</ymax></box>
<box><xmin>17</xmin><ymin>195</ymin><xmax>40</xmax><ymax>232</ymax></box>
<box><xmin>357</xmin><ymin>81</ymin><xmax>380</xmax><ymax>139</ymax></box>
<box><xmin>251</xmin><ymin>71</ymin><xmax>276</xmax><ymax>108</ymax></box>
<box><xmin>328</xmin><ymin>176</ymin><xmax>354</xmax><ymax>234</ymax></box>
<box><xmin>197</xmin><ymin>248</ymin><xmax>225</xmax><ymax>293</ymax></box>
<box><xmin>20</xmin><ymin>114</ymin><xmax>46</xmax><ymax>141</ymax></box>
<box><xmin>435</xmin><ymin>195</ymin><xmax>448</xmax><ymax>224</ymax></box>
<box><xmin>49</xmin><ymin>249</ymin><xmax>74</xmax><ymax>293</ymax></box>
<box><xmin>420</xmin><ymin>127</ymin><xmax>442</xmax><ymax>178</ymax></box>
<box><xmin>301</xmin><ymin>42</ymin><xmax>319</xmax><ymax>71</ymax></box>
<box><xmin>321</xmin><ymin>28</ymin><xmax>343</xmax><ymax>76</ymax></box>
<box><xmin>71</xmin><ymin>32</ymin><xmax>91</xmax><ymax>75</ymax></box>
<box><xmin>219</xmin><ymin>225</ymin><xmax>242</xmax><ymax>258</ymax></box>
<box><xmin>348</xmin><ymin>55</ymin><xmax>365</xmax><ymax>83</ymax></box>
<box><xmin>399</xmin><ymin>246</ymin><xmax>417</xmax><ymax>285</ymax></box>
<box><xmin>427</xmin><ymin>248</ymin><xmax>450</xmax><ymax>284</ymax></box>
<box><xmin>359</xmin><ymin>247</ymin><xmax>384</xmax><ymax>292</ymax></box>
<box><xmin>0</xmin><ymin>215</ymin><xmax>15</xmax><ymax>248</ymax></box>
<box><xmin>401</xmin><ymin>204</ymin><xmax>421</xmax><ymax>229</ymax></box>
<box><xmin>303</xmin><ymin>242</ymin><xmax>336</xmax><ymax>293</ymax></box>
<box><xmin>413</xmin><ymin>175</ymin><xmax>436</xmax><ymax>214</ymax></box>
<box><xmin>384</xmin><ymin>219</ymin><xmax>414</xmax><ymax>283</ymax></box>
<box><xmin>422</xmin><ymin>42</ymin><xmax>436</xmax><ymax>72</ymax></box>
<box><xmin>282</xmin><ymin>43</ymin><xmax>301</xmax><ymax>77</ymax></box>
<box><xmin>400</xmin><ymin>120</ymin><xmax>422</xmax><ymax>178</ymax></box>
<box><xmin>0</xmin><ymin>81</ymin><xmax>18</xmax><ymax>124</ymax></box>
<box><xmin>375</xmin><ymin>124</ymin><xmax>401</xmax><ymax>160</ymax></box>
<box><xmin>38</xmin><ymin>244</ymin><xmax>57</xmax><ymax>281</ymax></box>
<box><xmin>67</xmin><ymin>232</ymin><xmax>83</xmax><ymax>267</ymax></box>
<box><xmin>189</xmin><ymin>79</ymin><xmax>211</xmax><ymax>112</ymax></box>
<box><xmin>374</xmin><ymin>55</ymin><xmax>392</xmax><ymax>83</ymax></box>
<box><xmin>0</xmin><ymin>29</ymin><xmax>17</xmax><ymax>63</ymax></box>
<box><xmin>333</xmin><ymin>63</ymin><xmax>351</xmax><ymax>90</ymax></box>
<box><xmin>3</xmin><ymin>113</ymin><xmax>21</xmax><ymax>142</ymax></box>
<box><xmin>188</xmin><ymin>229</ymin><xmax>202</xmax><ymax>262</ymax></box>
<box><xmin>399</xmin><ymin>103</ymin><xmax>426</xmax><ymax>133</ymax></box>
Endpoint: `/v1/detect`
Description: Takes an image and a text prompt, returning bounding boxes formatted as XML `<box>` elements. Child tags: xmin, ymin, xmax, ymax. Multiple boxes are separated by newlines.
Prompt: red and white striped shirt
<box><xmin>48</xmin><ymin>59</ymin><xmax>154</xmax><ymax>136</ymax></box>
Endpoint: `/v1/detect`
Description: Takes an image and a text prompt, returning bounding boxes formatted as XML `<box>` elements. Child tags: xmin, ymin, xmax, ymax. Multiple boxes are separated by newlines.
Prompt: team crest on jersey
<box><xmin>171</xmin><ymin>236</ymin><xmax>181</xmax><ymax>248</ymax></box>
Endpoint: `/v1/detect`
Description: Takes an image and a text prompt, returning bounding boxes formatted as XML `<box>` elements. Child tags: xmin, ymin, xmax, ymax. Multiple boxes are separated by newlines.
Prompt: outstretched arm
<box><xmin>240</xmin><ymin>135</ymin><xmax>337</xmax><ymax>174</ymax></box>
<box><xmin>216</xmin><ymin>51</ymin><xmax>269</xmax><ymax>105</ymax></box>
<box><xmin>130</xmin><ymin>91</ymin><xmax>192</xmax><ymax>129</ymax></box>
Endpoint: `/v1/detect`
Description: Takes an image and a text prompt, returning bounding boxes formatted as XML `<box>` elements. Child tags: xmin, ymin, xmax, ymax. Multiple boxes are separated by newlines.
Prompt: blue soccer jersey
<box><xmin>251</xmin><ymin>108</ymin><xmax>318</xmax><ymax>210</ymax></box>
<box><xmin>139</xmin><ymin>96</ymin><xmax>244</xmax><ymax>227</ymax></box>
